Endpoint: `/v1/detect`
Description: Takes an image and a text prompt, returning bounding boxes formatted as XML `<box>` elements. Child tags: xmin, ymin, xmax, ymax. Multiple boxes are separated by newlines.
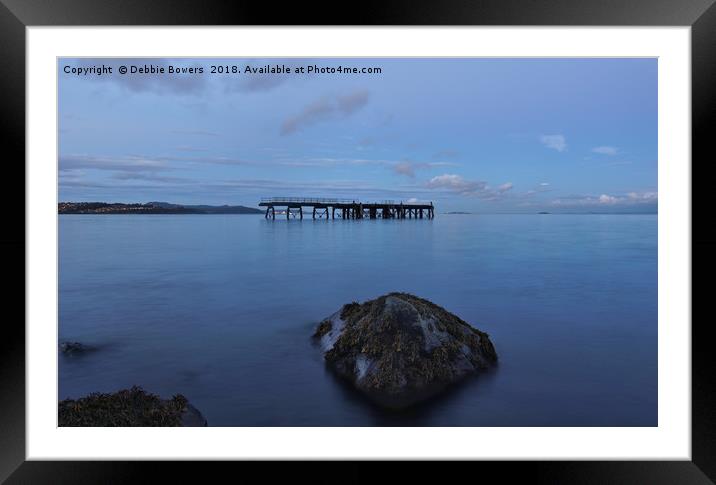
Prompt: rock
<box><xmin>314</xmin><ymin>292</ymin><xmax>497</xmax><ymax>408</ymax></box>
<box><xmin>181</xmin><ymin>403</ymin><xmax>209</xmax><ymax>427</ymax></box>
<box><xmin>59</xmin><ymin>341</ymin><xmax>95</xmax><ymax>355</ymax></box>
<box><xmin>58</xmin><ymin>386</ymin><xmax>208</xmax><ymax>426</ymax></box>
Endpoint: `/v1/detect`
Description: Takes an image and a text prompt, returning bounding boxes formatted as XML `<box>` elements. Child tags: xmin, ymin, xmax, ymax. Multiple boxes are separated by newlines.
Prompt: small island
<box><xmin>59</xmin><ymin>201</ymin><xmax>263</xmax><ymax>215</ymax></box>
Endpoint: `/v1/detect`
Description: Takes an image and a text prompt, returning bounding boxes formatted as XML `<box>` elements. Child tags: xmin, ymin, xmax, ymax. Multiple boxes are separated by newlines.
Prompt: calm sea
<box><xmin>59</xmin><ymin>213</ymin><xmax>657</xmax><ymax>426</ymax></box>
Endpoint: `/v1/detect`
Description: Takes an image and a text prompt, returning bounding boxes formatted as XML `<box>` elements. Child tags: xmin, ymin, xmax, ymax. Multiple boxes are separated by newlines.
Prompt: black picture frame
<box><xmin>2</xmin><ymin>0</ymin><xmax>712</xmax><ymax>482</ymax></box>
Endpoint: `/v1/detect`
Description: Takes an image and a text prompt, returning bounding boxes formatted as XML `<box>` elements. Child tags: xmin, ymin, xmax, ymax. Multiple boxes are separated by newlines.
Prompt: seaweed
<box><xmin>339</xmin><ymin>302</ymin><xmax>362</xmax><ymax>320</ymax></box>
<box><xmin>314</xmin><ymin>319</ymin><xmax>333</xmax><ymax>338</ymax></box>
<box><xmin>58</xmin><ymin>386</ymin><xmax>189</xmax><ymax>427</ymax></box>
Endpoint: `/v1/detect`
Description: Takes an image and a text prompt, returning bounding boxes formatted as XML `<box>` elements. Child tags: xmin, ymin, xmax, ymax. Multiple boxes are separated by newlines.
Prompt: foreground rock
<box><xmin>58</xmin><ymin>386</ymin><xmax>207</xmax><ymax>426</ymax></box>
<box><xmin>314</xmin><ymin>292</ymin><xmax>497</xmax><ymax>408</ymax></box>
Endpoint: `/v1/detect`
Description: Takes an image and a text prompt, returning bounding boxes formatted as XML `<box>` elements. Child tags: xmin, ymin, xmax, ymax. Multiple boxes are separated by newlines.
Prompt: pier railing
<box><xmin>260</xmin><ymin>197</ymin><xmax>357</xmax><ymax>204</ymax></box>
<box><xmin>260</xmin><ymin>197</ymin><xmax>402</xmax><ymax>205</ymax></box>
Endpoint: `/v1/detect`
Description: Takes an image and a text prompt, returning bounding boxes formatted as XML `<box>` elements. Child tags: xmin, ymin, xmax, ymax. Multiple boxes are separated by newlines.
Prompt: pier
<box><xmin>259</xmin><ymin>197</ymin><xmax>435</xmax><ymax>220</ymax></box>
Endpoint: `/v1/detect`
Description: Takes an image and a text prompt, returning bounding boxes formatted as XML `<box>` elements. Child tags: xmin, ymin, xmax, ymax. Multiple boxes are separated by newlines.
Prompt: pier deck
<box><xmin>259</xmin><ymin>197</ymin><xmax>435</xmax><ymax>220</ymax></box>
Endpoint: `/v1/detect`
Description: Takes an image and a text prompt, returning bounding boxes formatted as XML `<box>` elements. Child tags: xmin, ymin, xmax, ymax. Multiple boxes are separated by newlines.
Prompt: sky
<box><xmin>58</xmin><ymin>58</ymin><xmax>657</xmax><ymax>213</ymax></box>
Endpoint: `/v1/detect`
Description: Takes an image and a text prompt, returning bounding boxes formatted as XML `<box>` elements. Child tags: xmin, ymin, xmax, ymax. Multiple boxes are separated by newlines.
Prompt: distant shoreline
<box><xmin>58</xmin><ymin>202</ymin><xmax>263</xmax><ymax>215</ymax></box>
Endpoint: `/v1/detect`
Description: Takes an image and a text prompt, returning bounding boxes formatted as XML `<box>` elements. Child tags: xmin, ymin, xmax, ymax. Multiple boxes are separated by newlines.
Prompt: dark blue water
<box><xmin>59</xmin><ymin>214</ymin><xmax>657</xmax><ymax>426</ymax></box>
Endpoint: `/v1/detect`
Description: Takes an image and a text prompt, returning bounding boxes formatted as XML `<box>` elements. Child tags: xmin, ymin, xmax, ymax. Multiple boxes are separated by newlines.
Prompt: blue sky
<box><xmin>58</xmin><ymin>58</ymin><xmax>657</xmax><ymax>213</ymax></box>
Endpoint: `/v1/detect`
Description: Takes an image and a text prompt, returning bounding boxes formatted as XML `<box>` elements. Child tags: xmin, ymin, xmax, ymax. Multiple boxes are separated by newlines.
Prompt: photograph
<box><xmin>3</xmin><ymin>0</ymin><xmax>711</xmax><ymax>477</ymax></box>
<box><xmin>57</xmin><ymin>57</ymin><xmax>658</xmax><ymax>427</ymax></box>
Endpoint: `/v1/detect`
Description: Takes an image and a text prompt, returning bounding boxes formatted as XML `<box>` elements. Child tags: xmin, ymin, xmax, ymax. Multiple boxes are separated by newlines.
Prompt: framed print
<box><xmin>3</xmin><ymin>0</ymin><xmax>714</xmax><ymax>482</ymax></box>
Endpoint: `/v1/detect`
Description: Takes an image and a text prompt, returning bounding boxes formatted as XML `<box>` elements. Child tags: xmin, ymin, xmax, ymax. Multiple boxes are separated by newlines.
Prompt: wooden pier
<box><xmin>259</xmin><ymin>197</ymin><xmax>435</xmax><ymax>220</ymax></box>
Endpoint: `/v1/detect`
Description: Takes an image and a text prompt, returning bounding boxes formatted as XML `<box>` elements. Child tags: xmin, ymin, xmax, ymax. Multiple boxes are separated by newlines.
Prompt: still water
<box><xmin>59</xmin><ymin>214</ymin><xmax>657</xmax><ymax>426</ymax></box>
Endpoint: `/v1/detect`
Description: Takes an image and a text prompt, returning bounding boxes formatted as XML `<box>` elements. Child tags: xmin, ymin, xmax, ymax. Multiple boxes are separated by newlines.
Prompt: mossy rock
<box><xmin>58</xmin><ymin>386</ymin><xmax>207</xmax><ymax>427</ymax></box>
<box><xmin>313</xmin><ymin>293</ymin><xmax>497</xmax><ymax>408</ymax></box>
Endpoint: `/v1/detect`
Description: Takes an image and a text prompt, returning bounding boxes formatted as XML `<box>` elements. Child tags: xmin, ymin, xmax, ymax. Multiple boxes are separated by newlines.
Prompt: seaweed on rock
<box><xmin>58</xmin><ymin>386</ymin><xmax>206</xmax><ymax>427</ymax></box>
<box><xmin>313</xmin><ymin>292</ymin><xmax>497</xmax><ymax>408</ymax></box>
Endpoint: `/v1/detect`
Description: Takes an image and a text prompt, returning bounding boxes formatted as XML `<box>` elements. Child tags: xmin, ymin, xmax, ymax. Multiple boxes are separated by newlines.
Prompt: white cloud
<box><xmin>592</xmin><ymin>146</ymin><xmax>618</xmax><ymax>156</ymax></box>
<box><xmin>497</xmin><ymin>182</ymin><xmax>513</xmax><ymax>193</ymax></box>
<box><xmin>425</xmin><ymin>174</ymin><xmax>514</xmax><ymax>200</ymax></box>
<box><xmin>627</xmin><ymin>191</ymin><xmax>658</xmax><ymax>200</ymax></box>
<box><xmin>551</xmin><ymin>191</ymin><xmax>658</xmax><ymax>207</ymax></box>
<box><xmin>540</xmin><ymin>134</ymin><xmax>567</xmax><ymax>152</ymax></box>
<box><xmin>426</xmin><ymin>174</ymin><xmax>487</xmax><ymax>195</ymax></box>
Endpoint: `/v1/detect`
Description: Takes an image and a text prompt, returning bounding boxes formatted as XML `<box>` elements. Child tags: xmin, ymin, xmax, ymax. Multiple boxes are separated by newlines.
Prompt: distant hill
<box><xmin>59</xmin><ymin>202</ymin><xmax>263</xmax><ymax>215</ymax></box>
<box><xmin>145</xmin><ymin>202</ymin><xmax>263</xmax><ymax>214</ymax></box>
